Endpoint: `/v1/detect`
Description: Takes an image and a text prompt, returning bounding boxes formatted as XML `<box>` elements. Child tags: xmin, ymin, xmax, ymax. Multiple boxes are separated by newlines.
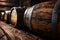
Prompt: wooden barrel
<box><xmin>24</xmin><ymin>1</ymin><xmax>60</xmax><ymax>37</ymax></box>
<box><xmin>4</xmin><ymin>10</ymin><xmax>11</xmax><ymax>23</ymax></box>
<box><xmin>0</xmin><ymin>21</ymin><xmax>44</xmax><ymax>40</ymax></box>
<box><xmin>10</xmin><ymin>7</ymin><xmax>26</xmax><ymax>27</ymax></box>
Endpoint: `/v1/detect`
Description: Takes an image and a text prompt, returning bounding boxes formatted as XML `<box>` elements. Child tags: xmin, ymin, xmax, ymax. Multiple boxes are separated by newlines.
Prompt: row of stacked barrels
<box><xmin>0</xmin><ymin>0</ymin><xmax>59</xmax><ymax>39</ymax></box>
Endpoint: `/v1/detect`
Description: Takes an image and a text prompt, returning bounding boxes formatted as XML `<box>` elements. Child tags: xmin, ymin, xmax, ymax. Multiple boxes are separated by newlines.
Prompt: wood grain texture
<box><xmin>32</xmin><ymin>1</ymin><xmax>55</xmax><ymax>33</ymax></box>
<box><xmin>0</xmin><ymin>21</ymin><xmax>43</xmax><ymax>40</ymax></box>
<box><xmin>25</xmin><ymin>1</ymin><xmax>60</xmax><ymax>36</ymax></box>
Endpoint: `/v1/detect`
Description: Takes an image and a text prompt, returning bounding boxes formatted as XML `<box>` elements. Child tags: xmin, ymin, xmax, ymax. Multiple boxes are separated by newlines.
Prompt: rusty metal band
<box><xmin>51</xmin><ymin>0</ymin><xmax>60</xmax><ymax>38</ymax></box>
<box><xmin>24</xmin><ymin>6</ymin><xmax>35</xmax><ymax>30</ymax></box>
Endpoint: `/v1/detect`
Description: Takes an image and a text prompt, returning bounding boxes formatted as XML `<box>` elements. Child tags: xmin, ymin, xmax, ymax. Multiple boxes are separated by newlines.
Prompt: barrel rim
<box><xmin>10</xmin><ymin>7</ymin><xmax>17</xmax><ymax>27</ymax></box>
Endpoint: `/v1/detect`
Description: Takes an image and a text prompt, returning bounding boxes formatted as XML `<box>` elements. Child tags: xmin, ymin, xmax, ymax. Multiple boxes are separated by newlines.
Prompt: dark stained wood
<box><xmin>0</xmin><ymin>28</ymin><xmax>7</xmax><ymax>40</ymax></box>
<box><xmin>19</xmin><ymin>0</ymin><xmax>31</xmax><ymax>7</ymax></box>
<box><xmin>32</xmin><ymin>1</ymin><xmax>55</xmax><ymax>33</ymax></box>
<box><xmin>24</xmin><ymin>1</ymin><xmax>59</xmax><ymax>37</ymax></box>
<box><xmin>0</xmin><ymin>21</ymin><xmax>44</xmax><ymax>40</ymax></box>
<box><xmin>0</xmin><ymin>1</ymin><xmax>59</xmax><ymax>38</ymax></box>
<box><xmin>31</xmin><ymin>0</ymin><xmax>55</xmax><ymax>6</ymax></box>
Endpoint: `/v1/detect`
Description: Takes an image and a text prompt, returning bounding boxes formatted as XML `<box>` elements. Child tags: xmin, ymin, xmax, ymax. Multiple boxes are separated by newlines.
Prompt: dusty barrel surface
<box><xmin>24</xmin><ymin>1</ymin><xmax>60</xmax><ymax>36</ymax></box>
<box><xmin>0</xmin><ymin>21</ymin><xmax>43</xmax><ymax>40</ymax></box>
